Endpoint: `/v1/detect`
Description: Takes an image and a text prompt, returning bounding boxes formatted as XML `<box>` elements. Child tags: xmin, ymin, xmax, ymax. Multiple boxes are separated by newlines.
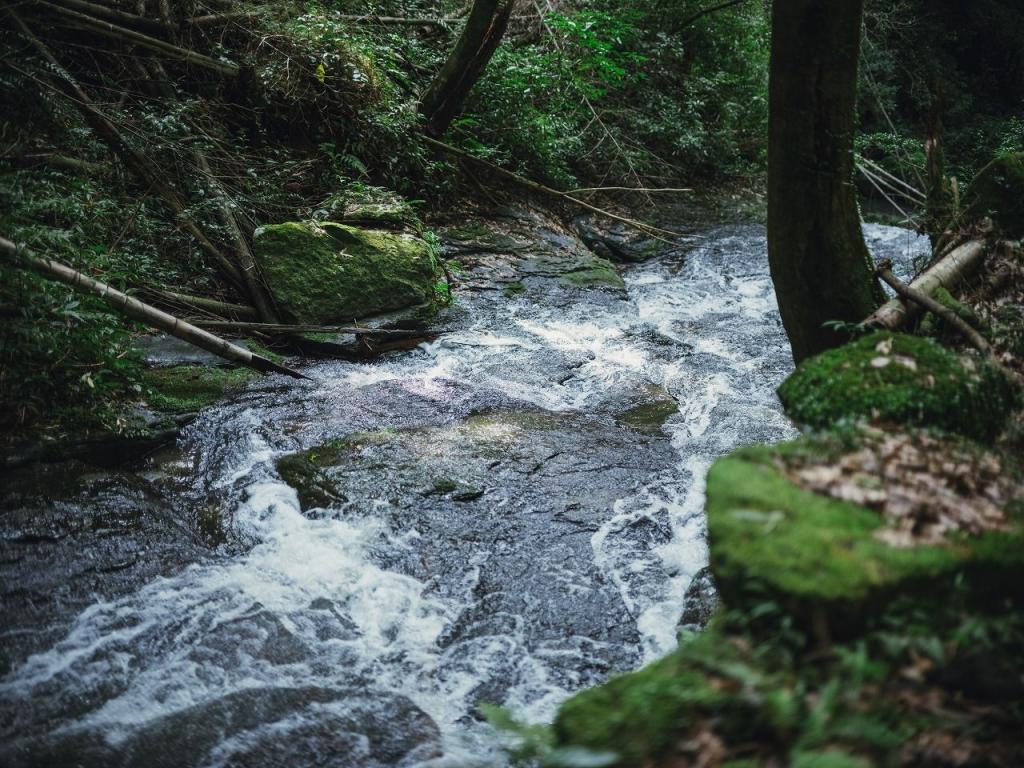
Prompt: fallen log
<box><xmin>874</xmin><ymin>259</ymin><xmax>991</xmax><ymax>354</ymax></box>
<box><xmin>862</xmin><ymin>239</ymin><xmax>986</xmax><ymax>330</ymax></box>
<box><xmin>0</xmin><ymin>237</ymin><xmax>308</xmax><ymax>380</ymax></box>
<box><xmin>190</xmin><ymin>320</ymin><xmax>431</xmax><ymax>338</ymax></box>
<box><xmin>49</xmin><ymin>0</ymin><xmax>168</xmax><ymax>34</ymax></box>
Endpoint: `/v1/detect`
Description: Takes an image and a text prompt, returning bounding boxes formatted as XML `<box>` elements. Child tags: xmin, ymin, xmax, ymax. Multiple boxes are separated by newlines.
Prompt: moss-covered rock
<box><xmin>965</xmin><ymin>152</ymin><xmax>1024</xmax><ymax>237</ymax></box>
<box><xmin>142</xmin><ymin>365</ymin><xmax>256</xmax><ymax>413</ymax></box>
<box><xmin>253</xmin><ymin>221</ymin><xmax>443</xmax><ymax>323</ymax></box>
<box><xmin>777</xmin><ymin>332</ymin><xmax>1017</xmax><ymax>441</ymax></box>
<box><xmin>705</xmin><ymin>442</ymin><xmax>1024</xmax><ymax>635</ymax></box>
<box><xmin>560</xmin><ymin>258</ymin><xmax>626</xmax><ymax>289</ymax></box>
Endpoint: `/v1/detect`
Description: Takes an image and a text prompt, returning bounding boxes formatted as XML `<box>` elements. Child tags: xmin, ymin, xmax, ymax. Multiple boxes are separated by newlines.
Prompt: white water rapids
<box><xmin>0</xmin><ymin>223</ymin><xmax>929</xmax><ymax>767</ymax></box>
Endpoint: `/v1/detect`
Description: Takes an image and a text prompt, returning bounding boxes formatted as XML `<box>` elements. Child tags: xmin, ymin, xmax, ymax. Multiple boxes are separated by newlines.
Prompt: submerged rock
<box><xmin>2</xmin><ymin>687</ymin><xmax>441</xmax><ymax>768</ymax></box>
<box><xmin>253</xmin><ymin>221</ymin><xmax>444</xmax><ymax>323</ymax></box>
<box><xmin>777</xmin><ymin>331</ymin><xmax>1017</xmax><ymax>441</ymax></box>
<box><xmin>441</xmin><ymin>208</ymin><xmax>626</xmax><ymax>292</ymax></box>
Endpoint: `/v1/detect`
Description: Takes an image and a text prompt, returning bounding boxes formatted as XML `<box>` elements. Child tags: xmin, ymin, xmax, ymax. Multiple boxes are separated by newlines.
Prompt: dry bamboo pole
<box><xmin>50</xmin><ymin>0</ymin><xmax>167</xmax><ymax>33</ymax></box>
<box><xmin>862</xmin><ymin>239</ymin><xmax>986</xmax><ymax>330</ymax></box>
<box><xmin>38</xmin><ymin>1</ymin><xmax>240</xmax><ymax>76</ymax></box>
<box><xmin>874</xmin><ymin>259</ymin><xmax>990</xmax><ymax>353</ymax></box>
<box><xmin>191</xmin><ymin>320</ymin><xmax>431</xmax><ymax>338</ymax></box>
<box><xmin>0</xmin><ymin>237</ymin><xmax>307</xmax><ymax>379</ymax></box>
<box><xmin>193</xmin><ymin>152</ymin><xmax>278</xmax><ymax>323</ymax></box>
<box><xmin>143</xmin><ymin>288</ymin><xmax>259</xmax><ymax>320</ymax></box>
<box><xmin>8</xmin><ymin>10</ymin><xmax>247</xmax><ymax>292</ymax></box>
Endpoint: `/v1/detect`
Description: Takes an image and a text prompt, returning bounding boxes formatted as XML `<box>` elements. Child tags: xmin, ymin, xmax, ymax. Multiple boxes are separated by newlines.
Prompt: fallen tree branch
<box><xmin>874</xmin><ymin>259</ymin><xmax>990</xmax><ymax>353</ymax></box>
<box><xmin>422</xmin><ymin>136</ymin><xmax>692</xmax><ymax>242</ymax></box>
<box><xmin>567</xmin><ymin>186</ymin><xmax>694</xmax><ymax>195</ymax></box>
<box><xmin>862</xmin><ymin>239</ymin><xmax>986</xmax><ymax>330</ymax></box>
<box><xmin>38</xmin><ymin>1</ymin><xmax>240</xmax><ymax>76</ymax></box>
<box><xmin>676</xmin><ymin>0</ymin><xmax>750</xmax><ymax>30</ymax></box>
<box><xmin>143</xmin><ymin>288</ymin><xmax>259</xmax><ymax>320</ymax></box>
<box><xmin>1</xmin><ymin>237</ymin><xmax>308</xmax><ymax>379</ymax></box>
<box><xmin>50</xmin><ymin>0</ymin><xmax>168</xmax><ymax>34</ymax></box>
<box><xmin>191</xmin><ymin>320</ymin><xmax>432</xmax><ymax>338</ymax></box>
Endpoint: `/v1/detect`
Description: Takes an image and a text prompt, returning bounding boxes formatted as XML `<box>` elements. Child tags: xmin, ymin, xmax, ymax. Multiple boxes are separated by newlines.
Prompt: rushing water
<box><xmin>0</xmin><ymin>223</ymin><xmax>929</xmax><ymax>767</ymax></box>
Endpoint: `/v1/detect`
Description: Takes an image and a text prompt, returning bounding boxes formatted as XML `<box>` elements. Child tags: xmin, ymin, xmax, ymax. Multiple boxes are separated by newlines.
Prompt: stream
<box><xmin>0</xmin><ymin>221</ymin><xmax>929</xmax><ymax>767</ymax></box>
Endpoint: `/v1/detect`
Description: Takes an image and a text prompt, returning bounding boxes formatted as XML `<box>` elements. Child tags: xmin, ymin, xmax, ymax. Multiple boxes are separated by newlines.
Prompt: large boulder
<box><xmin>777</xmin><ymin>331</ymin><xmax>1017</xmax><ymax>441</ymax></box>
<box><xmin>705</xmin><ymin>431</ymin><xmax>1024</xmax><ymax>636</ymax></box>
<box><xmin>253</xmin><ymin>221</ymin><xmax>444</xmax><ymax>324</ymax></box>
<box><xmin>965</xmin><ymin>152</ymin><xmax>1024</xmax><ymax>237</ymax></box>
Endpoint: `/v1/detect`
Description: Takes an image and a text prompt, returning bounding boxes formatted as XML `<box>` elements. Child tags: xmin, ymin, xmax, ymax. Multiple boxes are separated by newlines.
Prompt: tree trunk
<box><xmin>418</xmin><ymin>0</ymin><xmax>514</xmax><ymax>136</ymax></box>
<box><xmin>767</xmin><ymin>0</ymin><xmax>882</xmax><ymax>363</ymax></box>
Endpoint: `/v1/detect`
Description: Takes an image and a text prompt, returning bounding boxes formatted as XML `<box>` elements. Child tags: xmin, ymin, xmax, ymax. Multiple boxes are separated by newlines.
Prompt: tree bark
<box><xmin>0</xmin><ymin>237</ymin><xmax>307</xmax><ymax>379</ymax></box>
<box><xmin>418</xmin><ymin>0</ymin><xmax>514</xmax><ymax>136</ymax></box>
<box><xmin>767</xmin><ymin>0</ymin><xmax>882</xmax><ymax>363</ymax></box>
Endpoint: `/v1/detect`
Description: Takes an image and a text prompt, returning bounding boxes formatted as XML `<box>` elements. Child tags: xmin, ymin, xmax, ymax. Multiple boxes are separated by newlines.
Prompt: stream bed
<box><xmin>0</xmin><ymin>220</ymin><xmax>928</xmax><ymax>767</ymax></box>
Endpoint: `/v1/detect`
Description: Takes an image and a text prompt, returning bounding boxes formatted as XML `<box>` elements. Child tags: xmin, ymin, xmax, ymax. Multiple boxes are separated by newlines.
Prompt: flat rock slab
<box><xmin>278</xmin><ymin>408</ymin><xmax>681</xmax><ymax>697</ymax></box>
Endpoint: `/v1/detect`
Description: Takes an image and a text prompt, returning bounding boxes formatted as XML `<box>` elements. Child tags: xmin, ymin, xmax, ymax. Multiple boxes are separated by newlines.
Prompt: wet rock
<box><xmin>573</xmin><ymin>215</ymin><xmax>663</xmax><ymax>263</ymax></box>
<box><xmin>189</xmin><ymin>603</ymin><xmax>310</xmax><ymax>666</ymax></box>
<box><xmin>615</xmin><ymin>386</ymin><xmax>679</xmax><ymax>436</ymax></box>
<box><xmin>0</xmin><ymin>461</ymin><xmax>205</xmax><ymax>676</ymax></box>
<box><xmin>277</xmin><ymin>408</ymin><xmax>682</xmax><ymax>684</ymax></box>
<box><xmin>1</xmin><ymin>687</ymin><xmax>441</xmax><ymax>768</ymax></box>
<box><xmin>253</xmin><ymin>221</ymin><xmax>444</xmax><ymax>323</ymax></box>
<box><xmin>441</xmin><ymin>208</ymin><xmax>625</xmax><ymax>292</ymax></box>
<box><xmin>677</xmin><ymin>566</ymin><xmax>719</xmax><ymax>631</ymax></box>
<box><xmin>135</xmin><ymin>334</ymin><xmax>242</xmax><ymax>368</ymax></box>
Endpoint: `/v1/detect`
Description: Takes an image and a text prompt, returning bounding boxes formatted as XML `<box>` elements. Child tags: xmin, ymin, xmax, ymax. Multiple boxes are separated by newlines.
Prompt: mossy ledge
<box><xmin>253</xmin><ymin>221</ymin><xmax>444</xmax><ymax>324</ymax></box>
<box><xmin>777</xmin><ymin>331</ymin><xmax>1017</xmax><ymax>441</ymax></box>
<box><xmin>142</xmin><ymin>366</ymin><xmax>256</xmax><ymax>413</ymax></box>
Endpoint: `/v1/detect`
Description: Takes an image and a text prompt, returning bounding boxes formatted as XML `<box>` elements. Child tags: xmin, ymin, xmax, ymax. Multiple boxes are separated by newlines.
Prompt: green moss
<box><xmin>142</xmin><ymin>366</ymin><xmax>256</xmax><ymax>413</ymax></box>
<box><xmin>777</xmin><ymin>332</ymin><xmax>1017</xmax><ymax>441</ymax></box>
<box><xmin>615</xmin><ymin>399</ymin><xmax>678</xmax><ymax>435</ymax></box>
<box><xmin>253</xmin><ymin>221</ymin><xmax>443</xmax><ymax>324</ymax></box>
<box><xmin>503</xmin><ymin>281</ymin><xmax>526</xmax><ymax>297</ymax></box>
<box><xmin>560</xmin><ymin>258</ymin><xmax>625</xmax><ymax>289</ymax></box>
<box><xmin>791</xmin><ymin>750</ymin><xmax>871</xmax><ymax>768</ymax></box>
<box><xmin>965</xmin><ymin>152</ymin><xmax>1024</xmax><ymax>237</ymax></box>
<box><xmin>705</xmin><ymin>446</ymin><xmax>1024</xmax><ymax>633</ymax></box>
<box><xmin>554</xmin><ymin>630</ymin><xmax>778</xmax><ymax>766</ymax></box>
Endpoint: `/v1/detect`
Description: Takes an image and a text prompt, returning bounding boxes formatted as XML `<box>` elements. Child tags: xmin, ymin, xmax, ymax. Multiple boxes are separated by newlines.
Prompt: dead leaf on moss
<box><xmin>783</xmin><ymin>432</ymin><xmax>1019</xmax><ymax>547</ymax></box>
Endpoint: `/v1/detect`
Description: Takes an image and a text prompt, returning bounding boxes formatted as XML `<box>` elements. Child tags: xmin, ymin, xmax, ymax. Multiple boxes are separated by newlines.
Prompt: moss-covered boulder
<box><xmin>142</xmin><ymin>365</ymin><xmax>256</xmax><ymax>413</ymax></box>
<box><xmin>253</xmin><ymin>221</ymin><xmax>444</xmax><ymax>324</ymax></box>
<box><xmin>965</xmin><ymin>152</ymin><xmax>1024</xmax><ymax>237</ymax></box>
<box><xmin>777</xmin><ymin>332</ymin><xmax>1017</xmax><ymax>441</ymax></box>
<box><xmin>705</xmin><ymin>437</ymin><xmax>1024</xmax><ymax>636</ymax></box>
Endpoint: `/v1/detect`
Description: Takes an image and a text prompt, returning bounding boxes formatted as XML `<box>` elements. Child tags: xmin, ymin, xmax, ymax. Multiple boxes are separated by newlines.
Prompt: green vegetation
<box><xmin>964</xmin><ymin>153</ymin><xmax>1024</xmax><ymax>237</ymax></box>
<box><xmin>777</xmin><ymin>332</ymin><xmax>1017</xmax><ymax>441</ymax></box>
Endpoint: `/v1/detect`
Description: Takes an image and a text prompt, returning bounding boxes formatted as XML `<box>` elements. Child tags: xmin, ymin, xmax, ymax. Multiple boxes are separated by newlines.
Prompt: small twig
<box><xmin>567</xmin><ymin>186</ymin><xmax>694</xmax><ymax>195</ymax></box>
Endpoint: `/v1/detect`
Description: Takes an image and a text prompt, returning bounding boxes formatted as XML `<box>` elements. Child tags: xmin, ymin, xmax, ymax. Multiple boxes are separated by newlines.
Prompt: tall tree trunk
<box><xmin>767</xmin><ymin>0</ymin><xmax>882</xmax><ymax>363</ymax></box>
<box><xmin>418</xmin><ymin>0</ymin><xmax>514</xmax><ymax>137</ymax></box>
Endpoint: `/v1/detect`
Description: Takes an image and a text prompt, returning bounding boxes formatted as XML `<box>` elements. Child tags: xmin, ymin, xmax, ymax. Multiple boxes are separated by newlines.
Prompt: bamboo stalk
<box><xmin>50</xmin><ymin>0</ymin><xmax>168</xmax><ymax>33</ymax></box>
<box><xmin>190</xmin><ymin>320</ymin><xmax>431</xmax><ymax>338</ymax></box>
<box><xmin>862</xmin><ymin>239</ymin><xmax>986</xmax><ymax>330</ymax></box>
<box><xmin>874</xmin><ymin>260</ymin><xmax>990</xmax><ymax>353</ymax></box>
<box><xmin>144</xmin><ymin>288</ymin><xmax>258</xmax><ymax>320</ymax></box>
<box><xmin>38</xmin><ymin>1</ymin><xmax>240</xmax><ymax>76</ymax></box>
<box><xmin>1</xmin><ymin>237</ymin><xmax>307</xmax><ymax>379</ymax></box>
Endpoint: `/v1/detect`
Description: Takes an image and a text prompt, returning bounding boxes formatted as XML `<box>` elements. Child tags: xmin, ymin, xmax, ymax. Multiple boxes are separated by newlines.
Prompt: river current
<box><xmin>0</xmin><ymin>222</ymin><xmax>928</xmax><ymax>767</ymax></box>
